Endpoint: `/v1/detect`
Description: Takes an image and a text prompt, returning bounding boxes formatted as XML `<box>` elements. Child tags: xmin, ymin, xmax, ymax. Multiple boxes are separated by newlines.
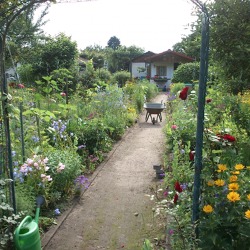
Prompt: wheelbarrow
<box><xmin>144</xmin><ymin>102</ymin><xmax>165</xmax><ymax>124</ymax></box>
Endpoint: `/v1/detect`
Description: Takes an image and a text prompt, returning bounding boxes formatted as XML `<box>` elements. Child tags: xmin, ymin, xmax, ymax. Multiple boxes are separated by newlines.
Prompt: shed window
<box><xmin>156</xmin><ymin>66</ymin><xmax>167</xmax><ymax>76</ymax></box>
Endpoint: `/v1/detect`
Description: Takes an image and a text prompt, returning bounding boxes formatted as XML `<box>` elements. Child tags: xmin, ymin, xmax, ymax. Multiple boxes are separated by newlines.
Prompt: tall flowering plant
<box><xmin>14</xmin><ymin>154</ymin><xmax>66</xmax><ymax>205</ymax></box>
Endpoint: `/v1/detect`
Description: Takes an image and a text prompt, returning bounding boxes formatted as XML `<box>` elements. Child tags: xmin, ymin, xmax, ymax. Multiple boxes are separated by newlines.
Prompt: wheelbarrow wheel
<box><xmin>152</xmin><ymin>117</ymin><xmax>156</xmax><ymax>125</ymax></box>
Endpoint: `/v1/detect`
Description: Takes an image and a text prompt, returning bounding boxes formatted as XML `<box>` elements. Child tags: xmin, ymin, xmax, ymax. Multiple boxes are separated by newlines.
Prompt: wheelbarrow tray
<box><xmin>144</xmin><ymin>103</ymin><xmax>165</xmax><ymax>124</ymax></box>
<box><xmin>144</xmin><ymin>103</ymin><xmax>165</xmax><ymax>114</ymax></box>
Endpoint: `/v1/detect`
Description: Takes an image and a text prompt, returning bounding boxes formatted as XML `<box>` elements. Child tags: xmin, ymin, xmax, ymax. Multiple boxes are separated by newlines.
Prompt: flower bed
<box><xmin>150</xmin><ymin>84</ymin><xmax>250</xmax><ymax>249</ymax></box>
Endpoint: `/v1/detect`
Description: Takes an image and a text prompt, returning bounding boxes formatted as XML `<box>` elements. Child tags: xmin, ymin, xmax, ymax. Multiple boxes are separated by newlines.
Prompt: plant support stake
<box><xmin>192</xmin><ymin>5</ymin><xmax>210</xmax><ymax>231</ymax></box>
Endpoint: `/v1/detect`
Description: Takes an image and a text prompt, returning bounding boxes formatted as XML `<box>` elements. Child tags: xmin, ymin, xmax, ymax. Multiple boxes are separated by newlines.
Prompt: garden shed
<box><xmin>131</xmin><ymin>49</ymin><xmax>194</xmax><ymax>89</ymax></box>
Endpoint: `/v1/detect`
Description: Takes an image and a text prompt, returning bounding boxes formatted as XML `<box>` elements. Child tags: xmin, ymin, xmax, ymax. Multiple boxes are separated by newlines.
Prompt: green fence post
<box><xmin>192</xmin><ymin>5</ymin><xmax>210</xmax><ymax>236</ymax></box>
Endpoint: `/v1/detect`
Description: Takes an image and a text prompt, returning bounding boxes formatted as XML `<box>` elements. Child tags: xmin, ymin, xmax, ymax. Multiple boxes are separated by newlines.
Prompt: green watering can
<box><xmin>14</xmin><ymin>196</ymin><xmax>44</xmax><ymax>250</ymax></box>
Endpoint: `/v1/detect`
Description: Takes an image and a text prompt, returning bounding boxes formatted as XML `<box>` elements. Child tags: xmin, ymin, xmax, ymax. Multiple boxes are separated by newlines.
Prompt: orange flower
<box><xmin>245</xmin><ymin>210</ymin><xmax>250</xmax><ymax>219</ymax></box>
<box><xmin>235</xmin><ymin>164</ymin><xmax>244</xmax><ymax>170</ymax></box>
<box><xmin>227</xmin><ymin>192</ymin><xmax>240</xmax><ymax>202</ymax></box>
<box><xmin>207</xmin><ymin>180</ymin><xmax>214</xmax><ymax>186</ymax></box>
<box><xmin>214</xmin><ymin>179</ymin><xmax>225</xmax><ymax>186</ymax></box>
<box><xmin>231</xmin><ymin>171</ymin><xmax>240</xmax><ymax>175</ymax></box>
<box><xmin>203</xmin><ymin>205</ymin><xmax>213</xmax><ymax>213</ymax></box>
<box><xmin>218</xmin><ymin>164</ymin><xmax>227</xmax><ymax>172</ymax></box>
<box><xmin>229</xmin><ymin>175</ymin><xmax>238</xmax><ymax>182</ymax></box>
<box><xmin>228</xmin><ymin>183</ymin><xmax>239</xmax><ymax>191</ymax></box>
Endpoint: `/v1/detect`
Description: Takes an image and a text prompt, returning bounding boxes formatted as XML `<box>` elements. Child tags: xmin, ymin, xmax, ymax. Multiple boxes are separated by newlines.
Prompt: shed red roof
<box><xmin>132</xmin><ymin>49</ymin><xmax>194</xmax><ymax>63</ymax></box>
<box><xmin>146</xmin><ymin>49</ymin><xmax>194</xmax><ymax>63</ymax></box>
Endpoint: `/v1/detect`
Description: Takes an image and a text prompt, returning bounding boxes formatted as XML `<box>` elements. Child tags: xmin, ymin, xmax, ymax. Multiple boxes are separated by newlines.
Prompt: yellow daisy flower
<box><xmin>207</xmin><ymin>180</ymin><xmax>214</xmax><ymax>186</ymax></box>
<box><xmin>229</xmin><ymin>175</ymin><xmax>238</xmax><ymax>182</ymax></box>
<box><xmin>235</xmin><ymin>164</ymin><xmax>245</xmax><ymax>170</ymax></box>
<box><xmin>203</xmin><ymin>205</ymin><xmax>213</xmax><ymax>213</ymax></box>
<box><xmin>245</xmin><ymin>210</ymin><xmax>250</xmax><ymax>219</ymax></box>
<box><xmin>218</xmin><ymin>164</ymin><xmax>227</xmax><ymax>172</ymax></box>
<box><xmin>231</xmin><ymin>171</ymin><xmax>240</xmax><ymax>175</ymax></box>
<box><xmin>228</xmin><ymin>183</ymin><xmax>239</xmax><ymax>191</ymax></box>
<box><xmin>227</xmin><ymin>192</ymin><xmax>240</xmax><ymax>202</ymax></box>
<box><xmin>247</xmin><ymin>194</ymin><xmax>250</xmax><ymax>201</ymax></box>
<box><xmin>214</xmin><ymin>179</ymin><xmax>225</xmax><ymax>186</ymax></box>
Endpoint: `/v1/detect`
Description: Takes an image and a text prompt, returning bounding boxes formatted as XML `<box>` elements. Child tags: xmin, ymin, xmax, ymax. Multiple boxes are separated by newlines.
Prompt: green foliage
<box><xmin>17</xmin><ymin>64</ymin><xmax>36</xmax><ymax>85</ymax></box>
<box><xmin>0</xmin><ymin>179</ymin><xmax>25</xmax><ymax>250</ymax></box>
<box><xmin>46</xmin><ymin>149</ymin><xmax>83</xmax><ymax>201</ymax></box>
<box><xmin>172</xmin><ymin>62</ymin><xmax>200</xmax><ymax>83</ymax></box>
<box><xmin>209</xmin><ymin>0</ymin><xmax>250</xmax><ymax>94</ymax></box>
<box><xmin>111</xmin><ymin>70</ymin><xmax>131</xmax><ymax>87</ymax></box>
<box><xmin>98</xmin><ymin>68</ymin><xmax>112</xmax><ymax>82</ymax></box>
<box><xmin>31</xmin><ymin>33</ymin><xmax>78</xmax><ymax>77</ymax></box>
<box><xmin>169</xmin><ymin>82</ymin><xmax>185</xmax><ymax>95</ymax></box>
<box><xmin>80</xmin><ymin>59</ymin><xmax>98</xmax><ymax>89</ymax></box>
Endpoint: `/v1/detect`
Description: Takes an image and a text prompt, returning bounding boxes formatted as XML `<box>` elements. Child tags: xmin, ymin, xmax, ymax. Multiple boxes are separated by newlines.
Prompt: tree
<box><xmin>106</xmin><ymin>45</ymin><xmax>144</xmax><ymax>73</ymax></box>
<box><xmin>107</xmin><ymin>36</ymin><xmax>120</xmax><ymax>50</ymax></box>
<box><xmin>30</xmin><ymin>33</ymin><xmax>78</xmax><ymax>77</ymax></box>
<box><xmin>209</xmin><ymin>0</ymin><xmax>250</xmax><ymax>93</ymax></box>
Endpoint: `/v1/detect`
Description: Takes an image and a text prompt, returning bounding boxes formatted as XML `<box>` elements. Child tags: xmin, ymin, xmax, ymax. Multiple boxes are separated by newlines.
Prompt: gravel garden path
<box><xmin>42</xmin><ymin>93</ymin><xmax>168</xmax><ymax>250</ymax></box>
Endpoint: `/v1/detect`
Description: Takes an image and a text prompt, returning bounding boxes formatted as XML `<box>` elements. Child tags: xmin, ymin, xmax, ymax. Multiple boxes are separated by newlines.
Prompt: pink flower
<box><xmin>57</xmin><ymin>162</ymin><xmax>65</xmax><ymax>172</ymax></box>
<box><xmin>61</xmin><ymin>92</ymin><xmax>66</xmax><ymax>97</ymax></box>
<box><xmin>18</xmin><ymin>83</ymin><xmax>25</xmax><ymax>88</ymax></box>
<box><xmin>171</xmin><ymin>124</ymin><xmax>178</xmax><ymax>130</ymax></box>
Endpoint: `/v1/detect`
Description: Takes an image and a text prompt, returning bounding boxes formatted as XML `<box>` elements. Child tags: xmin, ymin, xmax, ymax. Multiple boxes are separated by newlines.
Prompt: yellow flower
<box><xmin>203</xmin><ymin>205</ymin><xmax>213</xmax><ymax>213</ymax></box>
<box><xmin>247</xmin><ymin>166</ymin><xmax>250</xmax><ymax>170</ymax></box>
<box><xmin>214</xmin><ymin>179</ymin><xmax>225</xmax><ymax>186</ymax></box>
<box><xmin>229</xmin><ymin>175</ymin><xmax>238</xmax><ymax>182</ymax></box>
<box><xmin>247</xmin><ymin>194</ymin><xmax>250</xmax><ymax>201</ymax></box>
<box><xmin>207</xmin><ymin>180</ymin><xmax>214</xmax><ymax>186</ymax></box>
<box><xmin>245</xmin><ymin>210</ymin><xmax>250</xmax><ymax>219</ymax></box>
<box><xmin>235</xmin><ymin>164</ymin><xmax>245</xmax><ymax>170</ymax></box>
<box><xmin>231</xmin><ymin>171</ymin><xmax>240</xmax><ymax>175</ymax></box>
<box><xmin>227</xmin><ymin>192</ymin><xmax>240</xmax><ymax>202</ymax></box>
<box><xmin>218</xmin><ymin>164</ymin><xmax>227</xmax><ymax>172</ymax></box>
<box><xmin>228</xmin><ymin>183</ymin><xmax>239</xmax><ymax>191</ymax></box>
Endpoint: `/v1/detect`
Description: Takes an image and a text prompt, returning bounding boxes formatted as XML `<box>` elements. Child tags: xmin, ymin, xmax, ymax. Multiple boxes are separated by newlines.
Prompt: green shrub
<box><xmin>111</xmin><ymin>70</ymin><xmax>131</xmax><ymax>87</ymax></box>
<box><xmin>46</xmin><ymin>149</ymin><xmax>83</xmax><ymax>199</ymax></box>
<box><xmin>172</xmin><ymin>62</ymin><xmax>200</xmax><ymax>83</ymax></box>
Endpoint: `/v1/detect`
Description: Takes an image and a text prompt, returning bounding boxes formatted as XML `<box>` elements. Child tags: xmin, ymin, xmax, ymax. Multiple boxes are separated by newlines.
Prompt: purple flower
<box><xmin>180</xmin><ymin>183</ymin><xmax>188</xmax><ymax>190</ymax></box>
<box><xmin>78</xmin><ymin>145</ymin><xmax>86</xmax><ymax>149</ymax></box>
<box><xmin>54</xmin><ymin>208</ymin><xmax>60</xmax><ymax>215</ymax></box>
<box><xmin>169</xmin><ymin>229</ymin><xmax>174</xmax><ymax>235</ymax></box>
<box><xmin>74</xmin><ymin>175</ymin><xmax>89</xmax><ymax>190</ymax></box>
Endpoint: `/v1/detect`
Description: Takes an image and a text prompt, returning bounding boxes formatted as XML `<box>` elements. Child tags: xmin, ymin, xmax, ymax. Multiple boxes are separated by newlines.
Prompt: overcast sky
<box><xmin>37</xmin><ymin>0</ymin><xmax>198</xmax><ymax>53</ymax></box>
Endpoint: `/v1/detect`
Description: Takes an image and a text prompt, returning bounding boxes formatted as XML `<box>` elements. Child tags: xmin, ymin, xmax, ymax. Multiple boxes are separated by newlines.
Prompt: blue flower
<box><xmin>54</xmin><ymin>208</ymin><xmax>61</xmax><ymax>216</ymax></box>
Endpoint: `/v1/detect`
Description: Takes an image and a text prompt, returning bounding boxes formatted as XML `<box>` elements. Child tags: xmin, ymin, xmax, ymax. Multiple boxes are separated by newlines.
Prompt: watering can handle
<box><xmin>14</xmin><ymin>216</ymin><xmax>33</xmax><ymax>249</ymax></box>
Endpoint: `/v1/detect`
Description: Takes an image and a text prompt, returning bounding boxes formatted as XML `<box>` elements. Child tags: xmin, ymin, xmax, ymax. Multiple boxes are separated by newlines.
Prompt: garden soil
<box><xmin>41</xmin><ymin>93</ymin><xmax>169</xmax><ymax>250</ymax></box>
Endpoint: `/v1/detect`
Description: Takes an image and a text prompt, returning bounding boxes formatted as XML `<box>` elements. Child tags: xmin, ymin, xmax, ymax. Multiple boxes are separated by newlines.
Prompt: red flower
<box><xmin>173</xmin><ymin>194</ymin><xmax>179</xmax><ymax>204</ymax></box>
<box><xmin>223</xmin><ymin>134</ymin><xmax>236</xmax><ymax>142</ymax></box>
<box><xmin>206</xmin><ymin>98</ymin><xmax>212</xmax><ymax>103</ymax></box>
<box><xmin>174</xmin><ymin>181</ymin><xmax>183</xmax><ymax>193</ymax></box>
<box><xmin>179</xmin><ymin>87</ymin><xmax>189</xmax><ymax>100</ymax></box>
<box><xmin>189</xmin><ymin>151</ymin><xmax>195</xmax><ymax>161</ymax></box>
